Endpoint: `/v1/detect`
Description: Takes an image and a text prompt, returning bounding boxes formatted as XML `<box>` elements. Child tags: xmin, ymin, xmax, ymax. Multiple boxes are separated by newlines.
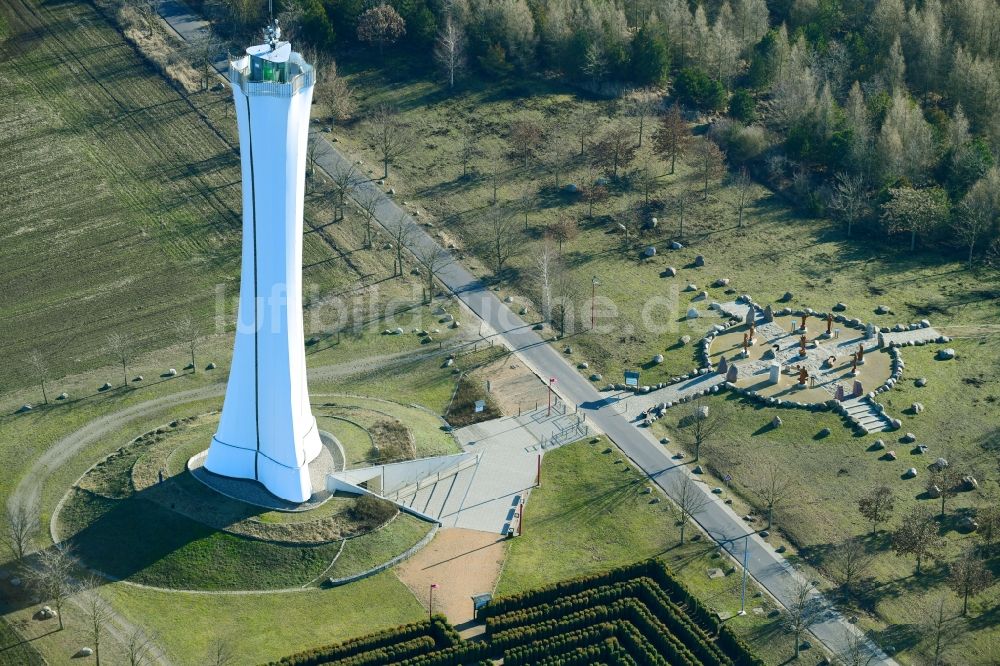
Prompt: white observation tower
<box><xmin>205</xmin><ymin>21</ymin><xmax>322</xmax><ymax>503</ymax></box>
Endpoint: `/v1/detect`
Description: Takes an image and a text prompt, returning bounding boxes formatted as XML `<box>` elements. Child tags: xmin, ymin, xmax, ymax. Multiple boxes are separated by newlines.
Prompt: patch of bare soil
<box><xmin>468</xmin><ymin>355</ymin><xmax>550</xmax><ymax>416</ymax></box>
<box><xmin>395</xmin><ymin>527</ymin><xmax>508</xmax><ymax>626</ymax></box>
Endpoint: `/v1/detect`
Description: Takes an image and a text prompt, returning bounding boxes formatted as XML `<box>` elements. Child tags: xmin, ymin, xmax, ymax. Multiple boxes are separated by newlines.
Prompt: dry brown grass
<box><xmin>117</xmin><ymin>4</ymin><xmax>200</xmax><ymax>94</ymax></box>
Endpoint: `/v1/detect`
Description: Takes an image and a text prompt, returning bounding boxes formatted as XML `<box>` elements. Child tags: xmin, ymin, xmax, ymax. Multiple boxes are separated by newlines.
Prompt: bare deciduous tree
<box><xmin>309</xmin><ymin>51</ymin><xmax>356</xmax><ymax>123</ymax></box>
<box><xmin>508</xmin><ymin>118</ymin><xmax>544</xmax><ymax>168</ymax></box>
<box><xmin>784</xmin><ymin>579</ymin><xmax>820</xmax><ymax>659</ymax></box>
<box><xmin>631</xmin><ymin>91</ymin><xmax>658</xmax><ymax>148</ymax></box>
<box><xmin>689</xmin><ymin>138</ymin><xmax>726</xmax><ymax>199</ymax></box>
<box><xmin>330</xmin><ymin>162</ymin><xmax>360</xmax><ymax>222</ymax></box>
<box><xmin>363</xmin><ymin>105</ymin><xmax>416</xmax><ymax>179</ymax></box>
<box><xmin>482</xmin><ymin>204</ymin><xmax>518</xmax><ymax>276</ymax></box>
<box><xmin>389</xmin><ymin>215</ymin><xmax>413</xmax><ymax>277</ymax></box>
<box><xmin>171</xmin><ymin>315</ymin><xmax>199</xmax><ymax>373</ymax></box>
<box><xmin>892</xmin><ymin>507</ymin><xmax>942</xmax><ymax>575</ymax></box>
<box><xmin>23</xmin><ymin>545</ymin><xmax>76</xmax><ymax>630</ymax></box>
<box><xmin>3</xmin><ymin>494</ymin><xmax>39</xmax><ymax>563</ymax></box>
<box><xmin>571</xmin><ymin>108</ymin><xmax>599</xmax><ymax>156</ymax></box>
<box><xmin>733</xmin><ymin>166</ymin><xmax>753</xmax><ymax>228</ymax></box>
<box><xmin>28</xmin><ymin>350</ymin><xmax>49</xmax><ymax>405</ymax></box>
<box><xmin>550</xmin><ymin>263</ymin><xmax>581</xmax><ymax>335</ymax></box>
<box><xmin>355</xmin><ymin>188</ymin><xmax>382</xmax><ymax>250</ymax></box>
<box><xmin>458</xmin><ymin>126</ymin><xmax>479</xmax><ymax>179</ymax></box>
<box><xmin>857</xmin><ymin>484</ymin><xmax>895</xmax><ymax>535</ymax></box>
<box><xmin>673</xmin><ymin>186</ymin><xmax>694</xmax><ymax>240</ymax></box>
<box><xmin>654</xmin><ymin>104</ymin><xmax>691</xmax><ymax>174</ymax></box>
<box><xmin>483</xmin><ymin>143</ymin><xmax>506</xmax><ymax>205</ymax></box>
<box><xmin>124</xmin><ymin>625</ymin><xmax>156</xmax><ymax>666</ymax></box>
<box><xmin>412</xmin><ymin>245</ymin><xmax>452</xmax><ymax>303</ymax></box>
<box><xmin>837</xmin><ymin>628</ymin><xmax>877</xmax><ymax>666</ymax></box>
<box><xmin>829</xmin><ymin>172</ymin><xmax>871</xmax><ymax>237</ymax></box>
<box><xmin>186</xmin><ymin>30</ymin><xmax>222</xmax><ymax>92</ymax></box>
<box><xmin>747</xmin><ymin>459</ymin><xmax>795</xmax><ymax>530</ymax></box>
<box><xmin>947</xmin><ymin>549</ymin><xmax>994</xmax><ymax>616</ymax></box>
<box><xmin>81</xmin><ymin>580</ymin><xmax>114</xmax><ymax>666</ymax></box>
<box><xmin>919</xmin><ymin>595</ymin><xmax>966</xmax><ymax>666</ymax></box>
<box><xmin>434</xmin><ymin>16</ymin><xmax>466</xmax><ymax>89</ymax></box>
<box><xmin>547</xmin><ymin>217</ymin><xmax>578</xmax><ymax>255</ymax></box>
<box><xmin>535</xmin><ymin>241</ymin><xmax>555</xmax><ymax>323</ymax></box>
<box><xmin>543</xmin><ymin>141</ymin><xmax>572</xmax><ymax>190</ymax></box>
<box><xmin>636</xmin><ymin>155</ymin><xmax>661</xmax><ymax>206</ymax></box>
<box><xmin>593</xmin><ymin>125</ymin><xmax>637</xmax><ymax>180</ymax></box>
<box><xmin>106</xmin><ymin>332</ymin><xmax>133</xmax><ymax>389</ymax></box>
<box><xmin>827</xmin><ymin>536</ymin><xmax>876</xmax><ymax>599</ymax></box>
<box><xmin>672</xmin><ymin>398</ymin><xmax>728</xmax><ymax>461</ymax></box>
<box><xmin>306</xmin><ymin>133</ymin><xmax>333</xmax><ymax>193</ymax></box>
<box><xmin>207</xmin><ymin>638</ymin><xmax>236</xmax><ymax>666</ymax></box>
<box><xmin>928</xmin><ymin>462</ymin><xmax>964</xmax><ymax>518</ymax></box>
<box><xmin>665</xmin><ymin>474</ymin><xmax>710</xmax><ymax>544</ymax></box>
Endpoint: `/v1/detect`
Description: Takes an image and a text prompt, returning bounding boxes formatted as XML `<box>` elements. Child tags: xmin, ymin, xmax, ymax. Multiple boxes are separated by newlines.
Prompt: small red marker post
<box><xmin>537</xmin><ymin>453</ymin><xmax>541</xmax><ymax>487</ymax></box>
<box><xmin>518</xmin><ymin>501</ymin><xmax>525</xmax><ymax>536</ymax></box>
<box><xmin>429</xmin><ymin>583</ymin><xmax>438</xmax><ymax>620</ymax></box>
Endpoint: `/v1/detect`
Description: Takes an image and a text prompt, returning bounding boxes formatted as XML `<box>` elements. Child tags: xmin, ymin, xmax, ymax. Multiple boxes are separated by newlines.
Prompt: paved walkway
<box><xmin>880</xmin><ymin>326</ymin><xmax>942</xmax><ymax>346</ymax></box>
<box><xmin>442</xmin><ymin>404</ymin><xmax>586</xmax><ymax>534</ymax></box>
<box><xmin>150</xmin><ymin>6</ymin><xmax>897</xmax><ymax>663</ymax></box>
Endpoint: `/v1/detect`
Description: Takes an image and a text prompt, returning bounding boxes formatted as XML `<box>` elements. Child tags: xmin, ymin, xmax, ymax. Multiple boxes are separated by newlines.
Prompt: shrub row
<box><xmin>535</xmin><ymin>637</ymin><xmax>621</xmax><ymax>666</ymax></box>
<box><xmin>486</xmin><ymin>579</ymin><xmax>645</xmax><ymax>634</ymax></box>
<box><xmin>718</xmin><ymin>626</ymin><xmax>767</xmax><ymax>666</ymax></box>
<box><xmin>320</xmin><ymin>636</ymin><xmax>436</xmax><ymax>666</ymax></box>
<box><xmin>489</xmin><ymin>574</ymin><xmax>729</xmax><ymax>666</ymax></box>
<box><xmin>503</xmin><ymin>623</ymin><xmax>618</xmax><ymax>666</ymax></box>
<box><xmin>637</xmin><ymin>578</ymin><xmax>730</xmax><ymax>665</ymax></box>
<box><xmin>614</xmin><ymin>619</ymin><xmax>670</xmax><ymax>666</ymax></box>
<box><xmin>267</xmin><ymin>616</ymin><xmax>456</xmax><ymax>666</ymax></box>
<box><xmin>390</xmin><ymin>643</ymin><xmax>490</xmax><ymax>666</ymax></box>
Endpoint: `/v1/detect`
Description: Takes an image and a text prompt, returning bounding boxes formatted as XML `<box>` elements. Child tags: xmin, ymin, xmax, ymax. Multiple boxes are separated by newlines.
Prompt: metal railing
<box><xmin>229</xmin><ymin>54</ymin><xmax>315</xmax><ymax>97</ymax></box>
<box><xmin>384</xmin><ymin>454</ymin><xmax>480</xmax><ymax>502</ymax></box>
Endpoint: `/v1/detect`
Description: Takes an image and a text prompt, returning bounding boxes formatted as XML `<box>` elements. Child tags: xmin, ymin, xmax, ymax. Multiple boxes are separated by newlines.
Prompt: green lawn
<box><xmin>497</xmin><ymin>437</ymin><xmax>800</xmax><ymax>665</ymax></box>
<box><xmin>0</xmin><ymin>617</ymin><xmax>43</xmax><ymax>666</ymax></box>
<box><xmin>101</xmin><ymin>573</ymin><xmax>424</xmax><ymax>664</ymax></box>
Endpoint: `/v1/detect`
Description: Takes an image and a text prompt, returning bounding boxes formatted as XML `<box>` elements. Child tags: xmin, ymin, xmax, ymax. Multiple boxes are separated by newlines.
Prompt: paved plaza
<box><xmin>393</xmin><ymin>404</ymin><xmax>587</xmax><ymax>534</ymax></box>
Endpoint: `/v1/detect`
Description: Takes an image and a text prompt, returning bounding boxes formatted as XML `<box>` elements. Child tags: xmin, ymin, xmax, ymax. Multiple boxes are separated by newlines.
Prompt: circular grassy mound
<box><xmin>56</xmin><ymin>414</ymin><xmax>433</xmax><ymax>591</ymax></box>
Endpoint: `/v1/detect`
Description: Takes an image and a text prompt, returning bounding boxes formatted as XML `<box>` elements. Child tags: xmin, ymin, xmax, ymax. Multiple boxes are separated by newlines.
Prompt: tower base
<box><xmin>204</xmin><ymin>425</ymin><xmax>323</xmax><ymax>503</ymax></box>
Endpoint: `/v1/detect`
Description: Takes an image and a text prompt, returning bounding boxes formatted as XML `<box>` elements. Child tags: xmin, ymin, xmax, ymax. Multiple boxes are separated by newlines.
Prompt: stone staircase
<box><xmin>841</xmin><ymin>397</ymin><xmax>894</xmax><ymax>434</ymax></box>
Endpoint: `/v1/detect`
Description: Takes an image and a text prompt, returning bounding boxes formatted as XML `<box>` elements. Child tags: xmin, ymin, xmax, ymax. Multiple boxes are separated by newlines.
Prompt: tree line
<box><xmin>197</xmin><ymin>0</ymin><xmax>999</xmax><ymax>265</ymax></box>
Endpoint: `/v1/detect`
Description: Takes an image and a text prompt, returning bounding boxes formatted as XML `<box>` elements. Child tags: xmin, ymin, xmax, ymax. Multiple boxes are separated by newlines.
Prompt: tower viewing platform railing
<box><xmin>229</xmin><ymin>52</ymin><xmax>314</xmax><ymax>97</ymax></box>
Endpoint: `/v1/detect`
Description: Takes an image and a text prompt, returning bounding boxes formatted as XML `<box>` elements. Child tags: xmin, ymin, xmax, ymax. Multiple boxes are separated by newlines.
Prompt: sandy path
<box><xmin>395</xmin><ymin>527</ymin><xmax>507</xmax><ymax>627</ymax></box>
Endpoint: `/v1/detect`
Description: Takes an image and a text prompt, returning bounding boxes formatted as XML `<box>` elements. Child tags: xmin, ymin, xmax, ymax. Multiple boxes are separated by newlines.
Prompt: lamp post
<box><xmin>429</xmin><ymin>583</ymin><xmax>438</xmax><ymax>620</ymax></box>
<box><xmin>547</xmin><ymin>377</ymin><xmax>557</xmax><ymax>416</ymax></box>
<box><xmin>732</xmin><ymin>534</ymin><xmax>751</xmax><ymax>616</ymax></box>
<box><xmin>591</xmin><ymin>276</ymin><xmax>600</xmax><ymax>330</ymax></box>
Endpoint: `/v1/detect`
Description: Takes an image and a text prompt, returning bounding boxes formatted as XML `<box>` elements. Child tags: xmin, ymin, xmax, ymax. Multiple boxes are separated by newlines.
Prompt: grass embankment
<box><xmin>58</xmin><ymin>414</ymin><xmax>434</xmax><ymax>590</ymax></box>
<box><xmin>497</xmin><ymin>437</ymin><xmax>798</xmax><ymax>665</ymax></box>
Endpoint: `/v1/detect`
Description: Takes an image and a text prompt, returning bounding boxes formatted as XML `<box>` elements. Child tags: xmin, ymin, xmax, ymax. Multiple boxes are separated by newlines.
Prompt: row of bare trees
<box><xmin>3</xmin><ymin>497</ymin><xmax>234</xmax><ymax>665</ymax></box>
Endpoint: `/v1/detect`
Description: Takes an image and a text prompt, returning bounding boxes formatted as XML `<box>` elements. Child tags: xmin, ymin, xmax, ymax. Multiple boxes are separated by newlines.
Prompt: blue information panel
<box><xmin>624</xmin><ymin>370</ymin><xmax>640</xmax><ymax>387</ymax></box>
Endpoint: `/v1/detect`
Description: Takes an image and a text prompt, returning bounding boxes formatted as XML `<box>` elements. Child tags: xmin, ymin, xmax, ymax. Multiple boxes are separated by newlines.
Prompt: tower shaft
<box><xmin>205</xmin><ymin>41</ymin><xmax>320</xmax><ymax>503</ymax></box>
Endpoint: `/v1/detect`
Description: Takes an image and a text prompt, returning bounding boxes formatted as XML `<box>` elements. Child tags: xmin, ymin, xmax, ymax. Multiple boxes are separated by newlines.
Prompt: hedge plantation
<box><xmin>267</xmin><ymin>559</ymin><xmax>763</xmax><ymax>666</ymax></box>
